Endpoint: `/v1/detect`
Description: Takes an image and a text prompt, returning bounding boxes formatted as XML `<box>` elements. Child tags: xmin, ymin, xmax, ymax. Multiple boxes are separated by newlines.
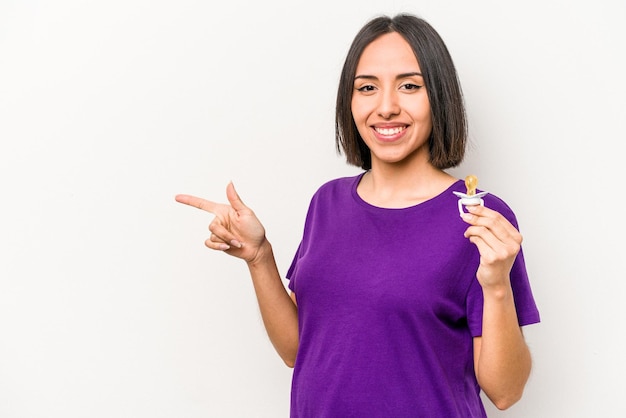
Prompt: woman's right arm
<box><xmin>175</xmin><ymin>182</ymin><xmax>299</xmax><ymax>367</ymax></box>
<box><xmin>246</xmin><ymin>241</ymin><xmax>299</xmax><ymax>367</ymax></box>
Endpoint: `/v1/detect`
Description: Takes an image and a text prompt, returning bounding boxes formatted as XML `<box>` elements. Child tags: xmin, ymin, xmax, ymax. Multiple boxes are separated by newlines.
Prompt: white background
<box><xmin>1</xmin><ymin>1</ymin><xmax>625</xmax><ymax>417</ymax></box>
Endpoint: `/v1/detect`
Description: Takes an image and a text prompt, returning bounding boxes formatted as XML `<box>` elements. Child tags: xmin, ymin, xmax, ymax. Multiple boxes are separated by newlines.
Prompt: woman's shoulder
<box><xmin>303</xmin><ymin>174</ymin><xmax>364</xmax><ymax>211</ymax></box>
<box><xmin>313</xmin><ymin>173</ymin><xmax>363</xmax><ymax>196</ymax></box>
<box><xmin>482</xmin><ymin>189</ymin><xmax>520</xmax><ymax>227</ymax></box>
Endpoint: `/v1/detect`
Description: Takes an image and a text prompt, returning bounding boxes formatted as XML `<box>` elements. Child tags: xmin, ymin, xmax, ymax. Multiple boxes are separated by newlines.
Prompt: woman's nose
<box><xmin>377</xmin><ymin>90</ymin><xmax>401</xmax><ymax>119</ymax></box>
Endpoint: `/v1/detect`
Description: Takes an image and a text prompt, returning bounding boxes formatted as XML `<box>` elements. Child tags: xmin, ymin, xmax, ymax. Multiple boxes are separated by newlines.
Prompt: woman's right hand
<box><xmin>175</xmin><ymin>182</ymin><xmax>267</xmax><ymax>264</ymax></box>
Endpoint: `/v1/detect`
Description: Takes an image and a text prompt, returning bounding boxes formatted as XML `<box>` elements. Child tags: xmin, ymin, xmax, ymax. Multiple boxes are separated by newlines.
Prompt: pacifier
<box><xmin>452</xmin><ymin>175</ymin><xmax>488</xmax><ymax>216</ymax></box>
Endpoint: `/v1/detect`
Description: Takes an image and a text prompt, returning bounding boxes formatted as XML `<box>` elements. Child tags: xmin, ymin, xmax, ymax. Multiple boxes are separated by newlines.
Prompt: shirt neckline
<box><xmin>350</xmin><ymin>172</ymin><xmax>464</xmax><ymax>213</ymax></box>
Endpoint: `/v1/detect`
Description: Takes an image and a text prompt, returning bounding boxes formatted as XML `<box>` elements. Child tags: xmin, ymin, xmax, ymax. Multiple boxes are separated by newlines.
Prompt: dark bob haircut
<box><xmin>335</xmin><ymin>14</ymin><xmax>467</xmax><ymax>170</ymax></box>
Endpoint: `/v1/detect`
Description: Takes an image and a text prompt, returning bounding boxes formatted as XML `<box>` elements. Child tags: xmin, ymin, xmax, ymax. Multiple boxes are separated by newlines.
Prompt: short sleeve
<box><xmin>286</xmin><ymin>242</ymin><xmax>302</xmax><ymax>292</ymax></box>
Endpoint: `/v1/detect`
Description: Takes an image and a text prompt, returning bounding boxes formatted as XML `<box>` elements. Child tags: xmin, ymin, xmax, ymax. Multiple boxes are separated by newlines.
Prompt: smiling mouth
<box><xmin>374</xmin><ymin>126</ymin><xmax>406</xmax><ymax>136</ymax></box>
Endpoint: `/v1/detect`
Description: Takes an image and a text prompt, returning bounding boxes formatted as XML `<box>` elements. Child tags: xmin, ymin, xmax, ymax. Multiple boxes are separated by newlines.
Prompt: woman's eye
<box><xmin>402</xmin><ymin>83</ymin><xmax>423</xmax><ymax>91</ymax></box>
<box><xmin>356</xmin><ymin>85</ymin><xmax>376</xmax><ymax>92</ymax></box>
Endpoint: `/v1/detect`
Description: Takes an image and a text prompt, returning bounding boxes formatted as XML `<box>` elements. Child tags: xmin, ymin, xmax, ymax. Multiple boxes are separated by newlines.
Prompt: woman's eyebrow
<box><xmin>398</xmin><ymin>72</ymin><xmax>423</xmax><ymax>78</ymax></box>
<box><xmin>354</xmin><ymin>74</ymin><xmax>377</xmax><ymax>81</ymax></box>
<box><xmin>354</xmin><ymin>72</ymin><xmax>423</xmax><ymax>81</ymax></box>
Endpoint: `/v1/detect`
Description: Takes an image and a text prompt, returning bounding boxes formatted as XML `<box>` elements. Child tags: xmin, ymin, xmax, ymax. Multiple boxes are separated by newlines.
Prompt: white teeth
<box><xmin>375</xmin><ymin>127</ymin><xmax>404</xmax><ymax>135</ymax></box>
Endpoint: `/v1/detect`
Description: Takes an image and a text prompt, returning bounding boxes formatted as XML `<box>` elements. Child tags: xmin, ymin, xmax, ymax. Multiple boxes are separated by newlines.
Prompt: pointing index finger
<box><xmin>175</xmin><ymin>194</ymin><xmax>218</xmax><ymax>214</ymax></box>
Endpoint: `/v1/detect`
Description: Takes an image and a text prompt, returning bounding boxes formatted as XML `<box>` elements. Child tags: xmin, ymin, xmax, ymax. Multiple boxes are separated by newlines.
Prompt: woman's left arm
<box><xmin>461</xmin><ymin>204</ymin><xmax>532</xmax><ymax>410</ymax></box>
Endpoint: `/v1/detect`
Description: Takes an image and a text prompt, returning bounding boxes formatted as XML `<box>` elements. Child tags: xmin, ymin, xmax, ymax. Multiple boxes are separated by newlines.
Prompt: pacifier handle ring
<box><xmin>458</xmin><ymin>198</ymin><xmax>484</xmax><ymax>216</ymax></box>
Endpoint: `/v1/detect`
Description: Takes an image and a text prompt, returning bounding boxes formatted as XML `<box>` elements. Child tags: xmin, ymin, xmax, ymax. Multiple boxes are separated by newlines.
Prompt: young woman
<box><xmin>176</xmin><ymin>13</ymin><xmax>540</xmax><ymax>418</ymax></box>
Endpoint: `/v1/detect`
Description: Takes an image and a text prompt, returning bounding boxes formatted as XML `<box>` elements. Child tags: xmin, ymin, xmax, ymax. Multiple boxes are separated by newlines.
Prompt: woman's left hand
<box><xmin>461</xmin><ymin>205</ymin><xmax>522</xmax><ymax>290</ymax></box>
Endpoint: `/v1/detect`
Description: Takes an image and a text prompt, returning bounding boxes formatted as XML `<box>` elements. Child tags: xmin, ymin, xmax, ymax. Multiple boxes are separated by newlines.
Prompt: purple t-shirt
<box><xmin>286</xmin><ymin>174</ymin><xmax>540</xmax><ymax>418</ymax></box>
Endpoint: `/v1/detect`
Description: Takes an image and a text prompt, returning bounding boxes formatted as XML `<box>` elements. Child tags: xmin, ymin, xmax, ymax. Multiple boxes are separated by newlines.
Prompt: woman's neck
<box><xmin>357</xmin><ymin>162</ymin><xmax>457</xmax><ymax>209</ymax></box>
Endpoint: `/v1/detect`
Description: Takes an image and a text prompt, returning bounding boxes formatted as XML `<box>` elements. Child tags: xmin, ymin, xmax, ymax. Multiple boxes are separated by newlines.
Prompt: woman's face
<box><xmin>351</xmin><ymin>32</ymin><xmax>432</xmax><ymax>169</ymax></box>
